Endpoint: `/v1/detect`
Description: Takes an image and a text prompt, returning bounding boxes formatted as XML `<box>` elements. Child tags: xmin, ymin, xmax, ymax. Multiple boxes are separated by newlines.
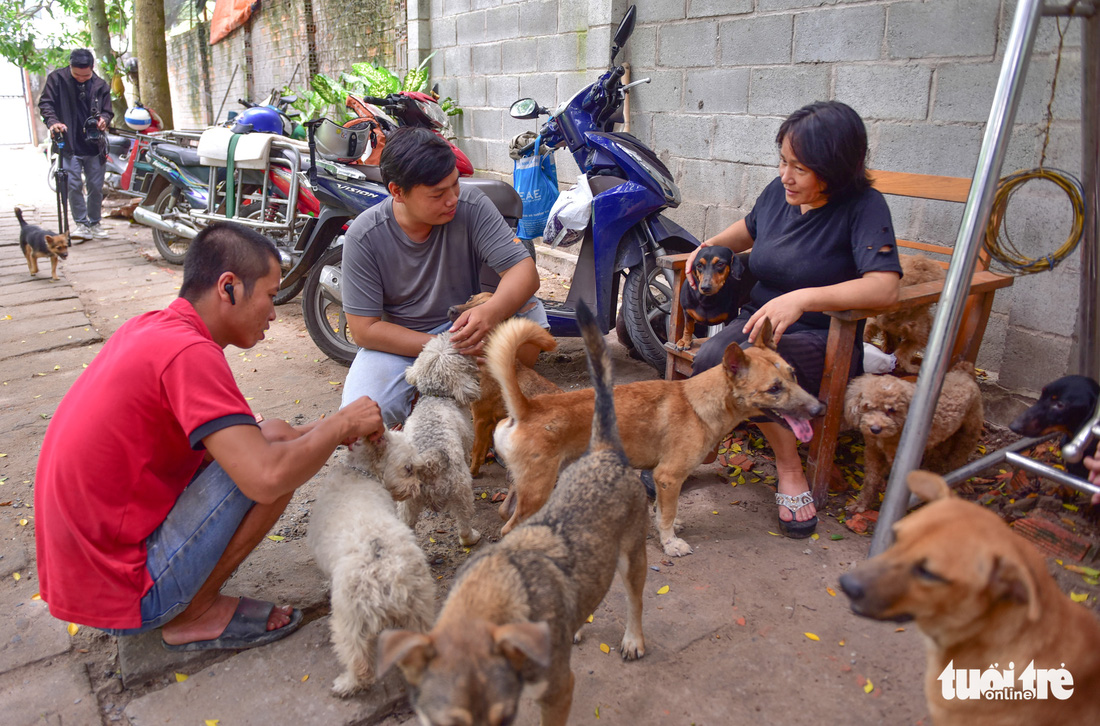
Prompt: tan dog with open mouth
<box><xmin>840</xmin><ymin>471</ymin><xmax>1100</xmax><ymax>726</ymax></box>
<box><xmin>487</xmin><ymin>316</ymin><xmax>824</xmax><ymax>556</ymax></box>
<box><xmin>378</xmin><ymin>302</ymin><xmax>647</xmax><ymax>726</ymax></box>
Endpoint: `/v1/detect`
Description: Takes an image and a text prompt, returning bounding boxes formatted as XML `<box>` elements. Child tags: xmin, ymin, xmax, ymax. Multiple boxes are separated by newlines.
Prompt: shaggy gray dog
<box><xmin>308</xmin><ymin>431</ymin><xmax>436</xmax><ymax>696</ymax></box>
<box><xmin>399</xmin><ymin>332</ymin><xmax>483</xmax><ymax>547</ymax></box>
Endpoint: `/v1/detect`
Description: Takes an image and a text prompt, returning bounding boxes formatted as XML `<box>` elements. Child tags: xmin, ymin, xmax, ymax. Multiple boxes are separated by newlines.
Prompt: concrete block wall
<box><xmin>430</xmin><ymin>0</ymin><xmax>1087</xmax><ymax>403</ymax></box>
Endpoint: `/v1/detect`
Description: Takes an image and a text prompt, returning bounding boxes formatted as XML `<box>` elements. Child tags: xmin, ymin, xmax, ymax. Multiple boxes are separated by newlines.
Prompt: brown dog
<box><xmin>378</xmin><ymin>302</ymin><xmax>647</xmax><ymax>726</ymax></box>
<box><xmin>844</xmin><ymin>361</ymin><xmax>984</xmax><ymax>514</ymax></box>
<box><xmin>16</xmin><ymin>207</ymin><xmax>69</xmax><ymax>281</ymax></box>
<box><xmin>487</xmin><ymin>316</ymin><xmax>825</xmax><ymax>556</ymax></box>
<box><xmin>840</xmin><ymin>471</ymin><xmax>1100</xmax><ymax>725</ymax></box>
<box><xmin>447</xmin><ymin>292</ymin><xmax>563</xmax><ymax>477</ymax></box>
<box><xmin>864</xmin><ymin>254</ymin><xmax>946</xmax><ymax>374</ymax></box>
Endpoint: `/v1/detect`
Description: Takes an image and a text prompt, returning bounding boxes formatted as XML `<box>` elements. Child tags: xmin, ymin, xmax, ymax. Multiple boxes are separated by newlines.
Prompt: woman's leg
<box><xmin>757</xmin><ymin>421</ymin><xmax>816</xmax><ymax>523</ymax></box>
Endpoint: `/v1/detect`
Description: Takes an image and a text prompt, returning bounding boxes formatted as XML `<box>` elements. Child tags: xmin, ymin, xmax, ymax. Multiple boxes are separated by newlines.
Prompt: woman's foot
<box><xmin>161</xmin><ymin>594</ymin><xmax>294</xmax><ymax>646</ymax></box>
<box><xmin>775</xmin><ymin>464</ymin><xmax>816</xmax><ymax>524</ymax></box>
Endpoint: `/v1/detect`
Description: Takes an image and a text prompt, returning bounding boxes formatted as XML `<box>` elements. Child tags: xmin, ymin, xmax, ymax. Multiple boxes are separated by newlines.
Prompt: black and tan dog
<box><xmin>488</xmin><ymin>315</ymin><xmax>824</xmax><ymax>556</ymax></box>
<box><xmin>378</xmin><ymin>301</ymin><xmax>647</xmax><ymax>726</ymax></box>
<box><xmin>1010</xmin><ymin>375</ymin><xmax>1099</xmax><ymax>478</ymax></box>
<box><xmin>16</xmin><ymin>207</ymin><xmax>69</xmax><ymax>281</ymax></box>
<box><xmin>840</xmin><ymin>471</ymin><xmax>1100</xmax><ymax>725</ymax></box>
<box><xmin>674</xmin><ymin>246</ymin><xmax>750</xmax><ymax>351</ymax></box>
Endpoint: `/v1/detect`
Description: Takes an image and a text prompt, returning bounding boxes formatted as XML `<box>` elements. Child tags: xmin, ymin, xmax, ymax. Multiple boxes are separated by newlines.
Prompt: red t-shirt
<box><xmin>34</xmin><ymin>298</ymin><xmax>257</xmax><ymax>629</ymax></box>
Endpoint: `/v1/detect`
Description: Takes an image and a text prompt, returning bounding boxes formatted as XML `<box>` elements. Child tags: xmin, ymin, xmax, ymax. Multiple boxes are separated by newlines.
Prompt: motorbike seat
<box><xmin>460</xmin><ymin>178</ymin><xmax>522</xmax><ymax>220</ymax></box>
<box><xmin>156</xmin><ymin>143</ymin><xmax>202</xmax><ymax>169</ymax></box>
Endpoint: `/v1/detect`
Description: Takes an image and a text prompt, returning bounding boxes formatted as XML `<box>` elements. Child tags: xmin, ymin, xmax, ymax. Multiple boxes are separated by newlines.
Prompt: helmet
<box><xmin>230</xmin><ymin>106</ymin><xmax>283</xmax><ymax>135</ymax></box>
<box><xmin>314</xmin><ymin>118</ymin><xmax>375</xmax><ymax>163</ymax></box>
<box><xmin>124</xmin><ymin>105</ymin><xmax>152</xmax><ymax>131</ymax></box>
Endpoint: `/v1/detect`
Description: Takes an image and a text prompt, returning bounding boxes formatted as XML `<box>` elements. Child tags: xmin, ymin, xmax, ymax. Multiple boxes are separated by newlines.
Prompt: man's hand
<box><xmin>449</xmin><ymin>303</ymin><xmax>503</xmax><ymax>357</ymax></box>
<box><xmin>340</xmin><ymin>395</ymin><xmax>385</xmax><ymax>445</ymax></box>
<box><xmin>49</xmin><ymin>122</ymin><xmax>67</xmax><ymax>135</ymax></box>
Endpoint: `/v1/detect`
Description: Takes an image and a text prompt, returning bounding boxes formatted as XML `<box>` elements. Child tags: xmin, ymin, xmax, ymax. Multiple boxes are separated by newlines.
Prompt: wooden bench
<box><xmin>657</xmin><ymin>169</ymin><xmax>1015</xmax><ymax>506</ymax></box>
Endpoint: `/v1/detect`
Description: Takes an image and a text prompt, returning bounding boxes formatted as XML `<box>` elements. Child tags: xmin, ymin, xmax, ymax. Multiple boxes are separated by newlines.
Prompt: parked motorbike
<box><xmin>508</xmin><ymin>3</ymin><xmax>699</xmax><ymax>371</ymax></box>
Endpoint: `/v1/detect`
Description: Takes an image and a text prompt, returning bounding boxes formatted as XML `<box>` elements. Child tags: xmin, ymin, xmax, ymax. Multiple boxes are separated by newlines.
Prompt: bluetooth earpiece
<box><xmin>224</xmin><ymin>281</ymin><xmax>236</xmax><ymax>305</ymax></box>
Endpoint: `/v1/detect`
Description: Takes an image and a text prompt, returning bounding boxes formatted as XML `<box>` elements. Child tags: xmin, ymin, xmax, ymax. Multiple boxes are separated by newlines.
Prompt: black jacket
<box><xmin>39</xmin><ymin>68</ymin><xmax>114</xmax><ymax>157</ymax></box>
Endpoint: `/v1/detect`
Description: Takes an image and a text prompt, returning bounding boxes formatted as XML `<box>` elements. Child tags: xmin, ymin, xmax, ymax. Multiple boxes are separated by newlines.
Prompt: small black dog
<box><xmin>674</xmin><ymin>246</ymin><xmax>749</xmax><ymax>351</ymax></box>
<box><xmin>1010</xmin><ymin>374</ymin><xmax>1100</xmax><ymax>476</ymax></box>
<box><xmin>16</xmin><ymin>207</ymin><xmax>69</xmax><ymax>281</ymax></box>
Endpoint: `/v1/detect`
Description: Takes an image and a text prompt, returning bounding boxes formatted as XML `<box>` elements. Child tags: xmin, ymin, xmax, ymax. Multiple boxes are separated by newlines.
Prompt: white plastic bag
<box><xmin>542</xmin><ymin>174</ymin><xmax>593</xmax><ymax>248</ymax></box>
<box><xmin>862</xmin><ymin>343</ymin><xmax>897</xmax><ymax>375</ymax></box>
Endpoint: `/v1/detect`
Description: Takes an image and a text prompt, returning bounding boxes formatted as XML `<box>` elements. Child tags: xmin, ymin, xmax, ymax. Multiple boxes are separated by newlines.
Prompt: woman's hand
<box><xmin>743</xmin><ymin>289</ymin><xmax>809</xmax><ymax>344</ymax></box>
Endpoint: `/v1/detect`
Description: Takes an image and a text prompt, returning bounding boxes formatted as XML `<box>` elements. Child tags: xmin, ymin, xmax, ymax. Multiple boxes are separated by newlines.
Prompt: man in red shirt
<box><xmin>35</xmin><ymin>222</ymin><xmax>384</xmax><ymax>651</ymax></box>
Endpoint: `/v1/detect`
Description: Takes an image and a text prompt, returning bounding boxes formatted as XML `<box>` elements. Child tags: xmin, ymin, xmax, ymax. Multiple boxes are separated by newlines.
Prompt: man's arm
<box><xmin>449</xmin><ymin>256</ymin><xmax>539</xmax><ymax>356</ymax></box>
<box><xmin>95</xmin><ymin>79</ymin><xmax>113</xmax><ymax>126</ymax></box>
<box><xmin>346</xmin><ymin>314</ymin><xmax>433</xmax><ymax>358</ymax></box>
<box><xmin>38</xmin><ymin>73</ymin><xmax>63</xmax><ymax>132</ymax></box>
<box><xmin>201</xmin><ymin>396</ymin><xmax>384</xmax><ymax>504</ymax></box>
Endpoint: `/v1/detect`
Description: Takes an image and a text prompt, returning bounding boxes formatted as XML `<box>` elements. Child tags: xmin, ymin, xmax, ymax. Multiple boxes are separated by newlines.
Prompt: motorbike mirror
<box><xmin>509</xmin><ymin>98</ymin><xmax>541</xmax><ymax>120</ymax></box>
<box><xmin>287</xmin><ymin>109</ymin><xmax>301</xmax><ymax>118</ymax></box>
<box><xmin>610</xmin><ymin>5</ymin><xmax>637</xmax><ymax>63</ymax></box>
<box><xmin>281</xmin><ymin>95</ymin><xmax>298</xmax><ymax>105</ymax></box>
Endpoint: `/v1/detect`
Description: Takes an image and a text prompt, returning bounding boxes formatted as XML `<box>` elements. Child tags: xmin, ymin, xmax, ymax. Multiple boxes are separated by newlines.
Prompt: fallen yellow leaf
<box><xmin>19</xmin><ymin>518</ymin><xmax>28</xmax><ymax>526</ymax></box>
<box><xmin>767</xmin><ymin>531</ymin><xmax>780</xmax><ymax>536</ymax></box>
<box><xmin>481</xmin><ymin>492</ymin><xmax>487</xmax><ymax>499</ymax></box>
<box><xmin>587</xmin><ymin>614</ymin><xmax>594</xmax><ymax>623</ymax></box>
<box><xmin>205</xmin><ymin>721</ymin><xmax>220</xmax><ymax>726</ymax></box>
<box><xmin>839</xmin><ymin>640</ymin><xmax>846</xmax><ymax>646</ymax></box>
<box><xmin>895</xmin><ymin>627</ymin><xmax>905</xmax><ymax>632</ymax></box>
<box><xmin>826</xmin><ymin>587</ymin><xmax>836</xmax><ymax>597</ymax></box>
<box><xmin>429</xmin><ymin>537</ymin><xmax>436</xmax><ymax>543</ymax></box>
<box><xmin>712</xmin><ymin>510</ymin><xmax>719</xmax><ymax>515</ymax></box>
<box><xmin>301</xmin><ymin>674</ymin><xmax>309</xmax><ymax>682</ymax></box>
<box><xmin>804</xmin><ymin>632</ymin><xmax>820</xmax><ymax>641</ymax></box>
<box><xmin>810</xmin><ymin>533</ymin><xmax>820</xmax><ymax>541</ymax></box>
<box><xmin>175</xmin><ymin>673</ymin><xmax>188</xmax><ymax>682</ymax></box>
<box><xmin>12</xmin><ymin>572</ymin><xmax>20</xmax><ymax>581</ymax></box>
<box><xmin>31</xmin><ymin>593</ymin><xmax>41</xmax><ymax>601</ymax></box>
<box><xmin>657</xmin><ymin>585</ymin><xmax>670</xmax><ymax>595</ymax></box>
<box><xmin>68</xmin><ymin>623</ymin><xmax>79</xmax><ymax>636</ymax></box>
<box><xmin>53</xmin><ymin>365</ymin><xmax>60</xmax><ymax>370</ymax></box>
<box><xmin>266</xmin><ymin>535</ymin><xmax>285</xmax><ymax>542</ymax></box>
<box><xmin>864</xmin><ymin>678</ymin><xmax>874</xmax><ymax>694</ymax></box>
<box><xmin>599</xmin><ymin>643</ymin><xmax>610</xmax><ymax>654</ymax></box>
<box><xmin>1070</xmin><ymin>592</ymin><xmax>1089</xmax><ymax>603</ymax></box>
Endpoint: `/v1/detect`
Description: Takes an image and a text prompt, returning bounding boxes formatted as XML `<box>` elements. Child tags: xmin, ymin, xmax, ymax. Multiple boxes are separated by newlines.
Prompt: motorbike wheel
<box><xmin>151</xmin><ymin>187</ymin><xmax>194</xmax><ymax>265</ymax></box>
<box><xmin>47</xmin><ymin>158</ymin><xmax>58</xmax><ymax>193</ymax></box>
<box><xmin>274</xmin><ymin>277</ymin><xmax>305</xmax><ymax>306</ymax></box>
<box><xmin>238</xmin><ymin>201</ymin><xmax>304</xmax><ymax>306</ymax></box>
<box><xmin>622</xmin><ymin>255</ymin><xmax>674</xmax><ymax>373</ymax></box>
<box><xmin>302</xmin><ymin>246</ymin><xmax>357</xmax><ymax>366</ymax></box>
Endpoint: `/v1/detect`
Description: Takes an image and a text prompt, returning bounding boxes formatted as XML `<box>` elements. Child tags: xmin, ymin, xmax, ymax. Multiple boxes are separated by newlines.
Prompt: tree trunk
<box><xmin>86</xmin><ymin>0</ymin><xmax>127</xmax><ymax>123</ymax></box>
<box><xmin>133</xmin><ymin>0</ymin><xmax>174</xmax><ymax>129</ymax></box>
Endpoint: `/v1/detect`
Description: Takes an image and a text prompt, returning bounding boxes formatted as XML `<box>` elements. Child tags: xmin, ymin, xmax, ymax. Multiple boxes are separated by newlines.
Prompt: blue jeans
<box><xmin>342</xmin><ymin>297</ymin><xmax>549</xmax><ymax>426</ymax></box>
<box><xmin>62</xmin><ymin>153</ymin><xmax>105</xmax><ymax>226</ymax></box>
<box><xmin>99</xmin><ymin>462</ymin><xmax>255</xmax><ymax>636</ymax></box>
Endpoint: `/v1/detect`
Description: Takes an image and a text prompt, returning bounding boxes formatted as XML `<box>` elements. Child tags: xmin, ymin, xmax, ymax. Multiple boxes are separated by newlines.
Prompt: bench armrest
<box><xmin>825</xmin><ymin>270</ymin><xmax>1014</xmax><ymax>321</ymax></box>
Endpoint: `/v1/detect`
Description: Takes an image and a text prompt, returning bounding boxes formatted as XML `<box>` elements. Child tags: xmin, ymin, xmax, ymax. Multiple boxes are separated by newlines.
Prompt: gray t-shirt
<box><xmin>342</xmin><ymin>185</ymin><xmax>531</xmax><ymax>332</ymax></box>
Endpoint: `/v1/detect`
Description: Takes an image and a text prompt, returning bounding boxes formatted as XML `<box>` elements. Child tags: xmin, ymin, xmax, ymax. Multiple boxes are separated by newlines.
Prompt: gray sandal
<box><xmin>162</xmin><ymin>597</ymin><xmax>303</xmax><ymax>652</ymax></box>
<box><xmin>775</xmin><ymin>491</ymin><xmax>818</xmax><ymax>539</ymax></box>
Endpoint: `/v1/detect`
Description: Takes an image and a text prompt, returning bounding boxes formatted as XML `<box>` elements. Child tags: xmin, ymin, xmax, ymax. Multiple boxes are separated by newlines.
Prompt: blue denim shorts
<box><xmin>100</xmin><ymin>462</ymin><xmax>254</xmax><ymax>636</ymax></box>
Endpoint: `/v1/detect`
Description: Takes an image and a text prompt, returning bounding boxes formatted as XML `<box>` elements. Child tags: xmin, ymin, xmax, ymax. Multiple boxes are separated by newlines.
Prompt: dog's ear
<box><xmin>404</xmin><ymin>362</ymin><xmax>419</xmax><ymax>387</ymax></box>
<box><xmin>377</xmin><ymin>629</ymin><xmax>435</xmax><ymax>684</ymax></box>
<box><xmin>493</xmin><ymin>621</ymin><xmax>551</xmax><ymax>671</ymax></box>
<box><xmin>730</xmin><ymin>253</ymin><xmax>746</xmax><ymax>280</ymax></box>
<box><xmin>753</xmin><ymin>318</ymin><xmax>776</xmax><ymax>350</ymax></box>
<box><xmin>843</xmin><ymin>379</ymin><xmax>864</xmax><ymax>428</ymax></box>
<box><xmin>721</xmin><ymin>341</ymin><xmax>750</xmax><ymax>376</ymax></box>
<box><xmin>988</xmin><ymin>554</ymin><xmax>1041</xmax><ymax>622</ymax></box>
<box><xmin>906</xmin><ymin>470</ymin><xmax>953</xmax><ymax>503</ymax></box>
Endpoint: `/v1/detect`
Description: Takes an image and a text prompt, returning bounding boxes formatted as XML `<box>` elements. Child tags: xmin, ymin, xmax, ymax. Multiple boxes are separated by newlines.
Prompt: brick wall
<box><xmin>431</xmin><ymin>0</ymin><xmax>1087</xmax><ymax>401</ymax></box>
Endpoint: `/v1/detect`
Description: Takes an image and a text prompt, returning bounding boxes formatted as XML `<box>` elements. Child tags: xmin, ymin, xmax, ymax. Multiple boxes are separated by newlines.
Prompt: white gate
<box><xmin>0</xmin><ymin>61</ymin><xmax>32</xmax><ymax>146</ymax></box>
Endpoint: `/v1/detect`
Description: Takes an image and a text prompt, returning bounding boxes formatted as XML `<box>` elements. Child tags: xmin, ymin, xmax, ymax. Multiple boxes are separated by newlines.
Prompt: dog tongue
<box><xmin>784</xmin><ymin>415</ymin><xmax>814</xmax><ymax>443</ymax></box>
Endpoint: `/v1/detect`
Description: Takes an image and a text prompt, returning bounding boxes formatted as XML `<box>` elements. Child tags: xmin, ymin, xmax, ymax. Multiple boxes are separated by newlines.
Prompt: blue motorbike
<box><xmin>508</xmin><ymin>3</ymin><xmax>701</xmax><ymax>371</ymax></box>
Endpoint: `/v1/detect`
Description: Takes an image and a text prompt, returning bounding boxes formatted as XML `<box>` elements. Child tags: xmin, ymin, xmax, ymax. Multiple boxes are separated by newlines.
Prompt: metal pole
<box><xmin>1079</xmin><ymin>6</ymin><xmax>1100</xmax><ymax>378</ymax></box>
<box><xmin>869</xmin><ymin>0</ymin><xmax>1045</xmax><ymax>557</ymax></box>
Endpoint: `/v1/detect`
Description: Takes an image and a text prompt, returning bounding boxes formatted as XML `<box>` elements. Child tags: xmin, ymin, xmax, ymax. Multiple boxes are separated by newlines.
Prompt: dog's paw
<box><xmin>674</xmin><ymin>338</ymin><xmax>691</xmax><ymax>352</ymax></box>
<box><xmin>332</xmin><ymin>672</ymin><xmax>368</xmax><ymax>697</ymax></box>
<box><xmin>845</xmin><ymin>500</ymin><xmax>868</xmax><ymax>515</ymax></box>
<box><xmin>459</xmin><ymin>528</ymin><xmax>482</xmax><ymax>547</ymax></box>
<box><xmin>662</xmin><ymin>536</ymin><xmax>693</xmax><ymax>557</ymax></box>
<box><xmin>573</xmin><ymin>629</ymin><xmax>583</xmax><ymax>645</ymax></box>
<box><xmin>620</xmin><ymin>634</ymin><xmax>645</xmax><ymax>660</ymax></box>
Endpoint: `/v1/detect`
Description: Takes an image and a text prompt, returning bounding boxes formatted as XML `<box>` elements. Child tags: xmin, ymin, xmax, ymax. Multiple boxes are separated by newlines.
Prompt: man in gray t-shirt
<box><xmin>340</xmin><ymin>127</ymin><xmax>544</xmax><ymax>426</ymax></box>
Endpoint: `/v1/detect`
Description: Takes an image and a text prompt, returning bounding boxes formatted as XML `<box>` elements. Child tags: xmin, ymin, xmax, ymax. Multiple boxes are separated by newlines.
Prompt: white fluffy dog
<box><xmin>399</xmin><ymin>332</ymin><xmax>483</xmax><ymax>547</ymax></box>
<box><xmin>308</xmin><ymin>431</ymin><xmax>437</xmax><ymax>696</ymax></box>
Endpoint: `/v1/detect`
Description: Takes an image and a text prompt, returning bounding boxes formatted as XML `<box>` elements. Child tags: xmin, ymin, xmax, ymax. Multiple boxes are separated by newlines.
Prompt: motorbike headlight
<box><xmin>415</xmin><ymin>99</ymin><xmax>449</xmax><ymax>129</ymax></box>
<box><xmin>620</xmin><ymin>146</ymin><xmax>681</xmax><ymax>206</ymax></box>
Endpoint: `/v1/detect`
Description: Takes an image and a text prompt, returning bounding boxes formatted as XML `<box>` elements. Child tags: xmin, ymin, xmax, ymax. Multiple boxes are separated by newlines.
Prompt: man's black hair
<box><xmin>776</xmin><ymin>100</ymin><xmax>871</xmax><ymax>202</ymax></box>
<box><xmin>69</xmin><ymin>49</ymin><xmax>94</xmax><ymax>68</ymax></box>
<box><xmin>380</xmin><ymin>126</ymin><xmax>457</xmax><ymax>191</ymax></box>
<box><xmin>179</xmin><ymin>222</ymin><xmax>280</xmax><ymax>303</ymax></box>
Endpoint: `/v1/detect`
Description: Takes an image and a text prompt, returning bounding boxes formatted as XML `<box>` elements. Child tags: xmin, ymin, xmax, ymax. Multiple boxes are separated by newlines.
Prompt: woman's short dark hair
<box><xmin>776</xmin><ymin>100</ymin><xmax>871</xmax><ymax>201</ymax></box>
<box><xmin>179</xmin><ymin>222</ymin><xmax>279</xmax><ymax>302</ymax></box>
<box><xmin>380</xmin><ymin>127</ymin><xmax>456</xmax><ymax>191</ymax></box>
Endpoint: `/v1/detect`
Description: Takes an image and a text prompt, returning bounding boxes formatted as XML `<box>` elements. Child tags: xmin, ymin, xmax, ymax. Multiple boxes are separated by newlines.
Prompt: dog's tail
<box><xmin>576</xmin><ymin>301</ymin><xmax>624</xmax><ymax>454</ymax></box>
<box><xmin>484</xmin><ymin>317</ymin><xmax>557</xmax><ymax>421</ymax></box>
<box><xmin>14</xmin><ymin>207</ymin><xmax>26</xmax><ymax>227</ymax></box>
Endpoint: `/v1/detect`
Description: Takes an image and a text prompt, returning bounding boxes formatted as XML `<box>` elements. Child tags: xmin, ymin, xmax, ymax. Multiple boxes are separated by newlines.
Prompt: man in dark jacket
<box><xmin>39</xmin><ymin>48</ymin><xmax>114</xmax><ymax>241</ymax></box>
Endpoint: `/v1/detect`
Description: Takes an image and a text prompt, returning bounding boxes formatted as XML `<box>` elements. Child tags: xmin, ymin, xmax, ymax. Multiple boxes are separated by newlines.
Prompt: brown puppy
<box><xmin>840</xmin><ymin>471</ymin><xmax>1100</xmax><ymax>726</ymax></box>
<box><xmin>378</xmin><ymin>302</ymin><xmax>647</xmax><ymax>726</ymax></box>
<box><xmin>488</xmin><ymin>316</ymin><xmax>824</xmax><ymax>556</ymax></box>
<box><xmin>16</xmin><ymin>207</ymin><xmax>69</xmax><ymax>281</ymax></box>
<box><xmin>447</xmin><ymin>292</ymin><xmax>563</xmax><ymax>477</ymax></box>
<box><xmin>864</xmin><ymin>254</ymin><xmax>946</xmax><ymax>374</ymax></box>
<box><xmin>844</xmin><ymin>361</ymin><xmax>984</xmax><ymax>514</ymax></box>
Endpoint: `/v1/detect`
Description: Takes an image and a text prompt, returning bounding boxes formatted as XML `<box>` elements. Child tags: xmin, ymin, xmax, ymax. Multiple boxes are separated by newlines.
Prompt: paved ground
<box><xmin>7</xmin><ymin>142</ymin><xmax>1073</xmax><ymax>725</ymax></box>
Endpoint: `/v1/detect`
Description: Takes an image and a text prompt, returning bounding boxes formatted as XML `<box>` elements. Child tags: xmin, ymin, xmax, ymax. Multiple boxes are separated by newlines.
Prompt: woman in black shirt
<box><xmin>689</xmin><ymin>101</ymin><xmax>902</xmax><ymax>538</ymax></box>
